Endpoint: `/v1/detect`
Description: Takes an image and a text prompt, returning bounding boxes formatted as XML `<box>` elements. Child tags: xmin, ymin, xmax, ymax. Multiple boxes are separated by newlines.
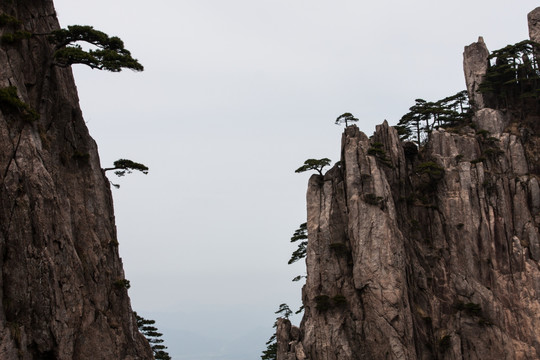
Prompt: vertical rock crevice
<box><xmin>280</xmin><ymin>8</ymin><xmax>540</xmax><ymax>360</ymax></box>
<box><xmin>0</xmin><ymin>1</ymin><xmax>152</xmax><ymax>359</ymax></box>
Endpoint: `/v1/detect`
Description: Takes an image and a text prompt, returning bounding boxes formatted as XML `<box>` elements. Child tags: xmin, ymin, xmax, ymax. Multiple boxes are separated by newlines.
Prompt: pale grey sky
<box><xmin>52</xmin><ymin>1</ymin><xmax>540</xmax><ymax>359</ymax></box>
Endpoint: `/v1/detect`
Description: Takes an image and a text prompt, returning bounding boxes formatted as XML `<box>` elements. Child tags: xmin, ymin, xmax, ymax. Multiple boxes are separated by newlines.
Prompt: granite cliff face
<box><xmin>278</xmin><ymin>8</ymin><xmax>540</xmax><ymax>360</ymax></box>
<box><xmin>0</xmin><ymin>1</ymin><xmax>152</xmax><ymax>359</ymax></box>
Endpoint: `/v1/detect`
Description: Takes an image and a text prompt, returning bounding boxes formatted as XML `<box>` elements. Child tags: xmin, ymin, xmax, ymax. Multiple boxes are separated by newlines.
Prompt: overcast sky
<box><xmin>52</xmin><ymin>1</ymin><xmax>540</xmax><ymax>359</ymax></box>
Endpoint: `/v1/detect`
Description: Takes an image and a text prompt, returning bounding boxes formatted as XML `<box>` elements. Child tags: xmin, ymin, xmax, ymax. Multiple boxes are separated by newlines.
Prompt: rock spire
<box><xmin>278</xmin><ymin>8</ymin><xmax>540</xmax><ymax>360</ymax></box>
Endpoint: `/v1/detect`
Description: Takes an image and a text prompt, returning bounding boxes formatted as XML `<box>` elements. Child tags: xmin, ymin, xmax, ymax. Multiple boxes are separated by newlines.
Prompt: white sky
<box><xmin>51</xmin><ymin>1</ymin><xmax>540</xmax><ymax>359</ymax></box>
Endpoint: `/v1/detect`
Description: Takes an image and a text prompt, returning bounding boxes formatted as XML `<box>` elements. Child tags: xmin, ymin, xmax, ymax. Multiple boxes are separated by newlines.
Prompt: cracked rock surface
<box><xmin>0</xmin><ymin>1</ymin><xmax>152</xmax><ymax>359</ymax></box>
<box><xmin>278</xmin><ymin>8</ymin><xmax>540</xmax><ymax>360</ymax></box>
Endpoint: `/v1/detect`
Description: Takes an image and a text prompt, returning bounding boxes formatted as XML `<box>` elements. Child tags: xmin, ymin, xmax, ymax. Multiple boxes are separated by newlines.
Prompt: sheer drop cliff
<box><xmin>278</xmin><ymin>8</ymin><xmax>540</xmax><ymax>360</ymax></box>
<box><xmin>0</xmin><ymin>1</ymin><xmax>152</xmax><ymax>359</ymax></box>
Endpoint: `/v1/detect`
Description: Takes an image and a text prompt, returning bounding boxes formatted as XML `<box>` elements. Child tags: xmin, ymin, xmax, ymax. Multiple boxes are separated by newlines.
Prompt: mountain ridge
<box><xmin>277</xmin><ymin>7</ymin><xmax>540</xmax><ymax>360</ymax></box>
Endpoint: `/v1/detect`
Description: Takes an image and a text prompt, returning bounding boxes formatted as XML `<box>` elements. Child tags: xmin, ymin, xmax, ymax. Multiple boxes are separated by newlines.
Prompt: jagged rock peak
<box><xmin>281</xmin><ymin>123</ymin><xmax>540</xmax><ymax>359</ymax></box>
<box><xmin>279</xmin><ymin>9</ymin><xmax>540</xmax><ymax>360</ymax></box>
<box><xmin>463</xmin><ymin>36</ymin><xmax>489</xmax><ymax>110</ymax></box>
<box><xmin>528</xmin><ymin>7</ymin><xmax>540</xmax><ymax>43</ymax></box>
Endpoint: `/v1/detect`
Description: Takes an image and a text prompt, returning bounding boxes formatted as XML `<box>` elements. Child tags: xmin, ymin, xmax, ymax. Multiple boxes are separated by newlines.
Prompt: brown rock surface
<box><xmin>279</xmin><ymin>122</ymin><xmax>540</xmax><ymax>360</ymax></box>
<box><xmin>0</xmin><ymin>1</ymin><xmax>152</xmax><ymax>359</ymax></box>
<box><xmin>528</xmin><ymin>7</ymin><xmax>540</xmax><ymax>43</ymax></box>
<box><xmin>278</xmin><ymin>9</ymin><xmax>540</xmax><ymax>360</ymax></box>
<box><xmin>463</xmin><ymin>37</ymin><xmax>489</xmax><ymax>110</ymax></box>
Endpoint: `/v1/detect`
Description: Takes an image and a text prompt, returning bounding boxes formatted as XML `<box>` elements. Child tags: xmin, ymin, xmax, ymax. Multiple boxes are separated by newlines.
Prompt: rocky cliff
<box><xmin>0</xmin><ymin>1</ymin><xmax>152</xmax><ymax>359</ymax></box>
<box><xmin>278</xmin><ymin>8</ymin><xmax>540</xmax><ymax>360</ymax></box>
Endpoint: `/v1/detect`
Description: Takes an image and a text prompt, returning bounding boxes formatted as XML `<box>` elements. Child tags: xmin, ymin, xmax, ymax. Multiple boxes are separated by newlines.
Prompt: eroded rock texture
<box><xmin>278</xmin><ymin>9</ymin><xmax>540</xmax><ymax>360</ymax></box>
<box><xmin>463</xmin><ymin>36</ymin><xmax>489</xmax><ymax>110</ymax></box>
<box><xmin>528</xmin><ymin>7</ymin><xmax>540</xmax><ymax>43</ymax></box>
<box><xmin>0</xmin><ymin>1</ymin><xmax>152</xmax><ymax>359</ymax></box>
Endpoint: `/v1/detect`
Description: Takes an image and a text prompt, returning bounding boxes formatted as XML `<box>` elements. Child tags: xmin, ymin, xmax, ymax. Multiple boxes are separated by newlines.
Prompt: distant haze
<box><xmin>52</xmin><ymin>1</ymin><xmax>540</xmax><ymax>358</ymax></box>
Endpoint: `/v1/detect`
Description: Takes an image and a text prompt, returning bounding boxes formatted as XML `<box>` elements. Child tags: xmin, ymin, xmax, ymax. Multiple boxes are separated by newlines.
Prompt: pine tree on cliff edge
<box><xmin>135</xmin><ymin>313</ymin><xmax>172</xmax><ymax>360</ymax></box>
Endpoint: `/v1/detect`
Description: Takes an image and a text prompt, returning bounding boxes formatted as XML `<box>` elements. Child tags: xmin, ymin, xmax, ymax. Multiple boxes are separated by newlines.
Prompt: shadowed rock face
<box><xmin>278</xmin><ymin>8</ymin><xmax>540</xmax><ymax>360</ymax></box>
<box><xmin>0</xmin><ymin>1</ymin><xmax>152</xmax><ymax>359</ymax></box>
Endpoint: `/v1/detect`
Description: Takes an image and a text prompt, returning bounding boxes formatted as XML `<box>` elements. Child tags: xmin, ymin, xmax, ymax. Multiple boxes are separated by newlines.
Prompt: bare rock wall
<box><xmin>279</xmin><ymin>8</ymin><xmax>540</xmax><ymax>360</ymax></box>
<box><xmin>0</xmin><ymin>1</ymin><xmax>152</xmax><ymax>359</ymax></box>
<box><xmin>279</xmin><ymin>117</ymin><xmax>540</xmax><ymax>359</ymax></box>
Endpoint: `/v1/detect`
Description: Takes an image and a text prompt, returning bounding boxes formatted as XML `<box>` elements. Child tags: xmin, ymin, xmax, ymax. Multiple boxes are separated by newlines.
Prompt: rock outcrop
<box><xmin>0</xmin><ymin>1</ymin><xmax>152</xmax><ymax>359</ymax></box>
<box><xmin>463</xmin><ymin>37</ymin><xmax>489</xmax><ymax>110</ymax></box>
<box><xmin>278</xmin><ymin>8</ymin><xmax>540</xmax><ymax>360</ymax></box>
<box><xmin>528</xmin><ymin>7</ymin><xmax>540</xmax><ymax>43</ymax></box>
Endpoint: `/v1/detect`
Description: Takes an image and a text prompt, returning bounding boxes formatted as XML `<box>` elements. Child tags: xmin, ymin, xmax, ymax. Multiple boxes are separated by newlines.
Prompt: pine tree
<box><xmin>335</xmin><ymin>112</ymin><xmax>359</xmax><ymax>127</ymax></box>
<box><xmin>288</xmin><ymin>223</ymin><xmax>308</xmax><ymax>265</ymax></box>
<box><xmin>478</xmin><ymin>39</ymin><xmax>540</xmax><ymax>109</ymax></box>
<box><xmin>295</xmin><ymin>158</ymin><xmax>331</xmax><ymax>176</ymax></box>
<box><xmin>135</xmin><ymin>312</ymin><xmax>172</xmax><ymax>360</ymax></box>
<box><xmin>104</xmin><ymin>159</ymin><xmax>149</xmax><ymax>177</ymax></box>
<box><xmin>396</xmin><ymin>91</ymin><xmax>471</xmax><ymax>145</ymax></box>
<box><xmin>261</xmin><ymin>304</ymin><xmax>293</xmax><ymax>360</ymax></box>
<box><xmin>104</xmin><ymin>159</ymin><xmax>149</xmax><ymax>188</ymax></box>
<box><xmin>49</xmin><ymin>25</ymin><xmax>144</xmax><ymax>72</ymax></box>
